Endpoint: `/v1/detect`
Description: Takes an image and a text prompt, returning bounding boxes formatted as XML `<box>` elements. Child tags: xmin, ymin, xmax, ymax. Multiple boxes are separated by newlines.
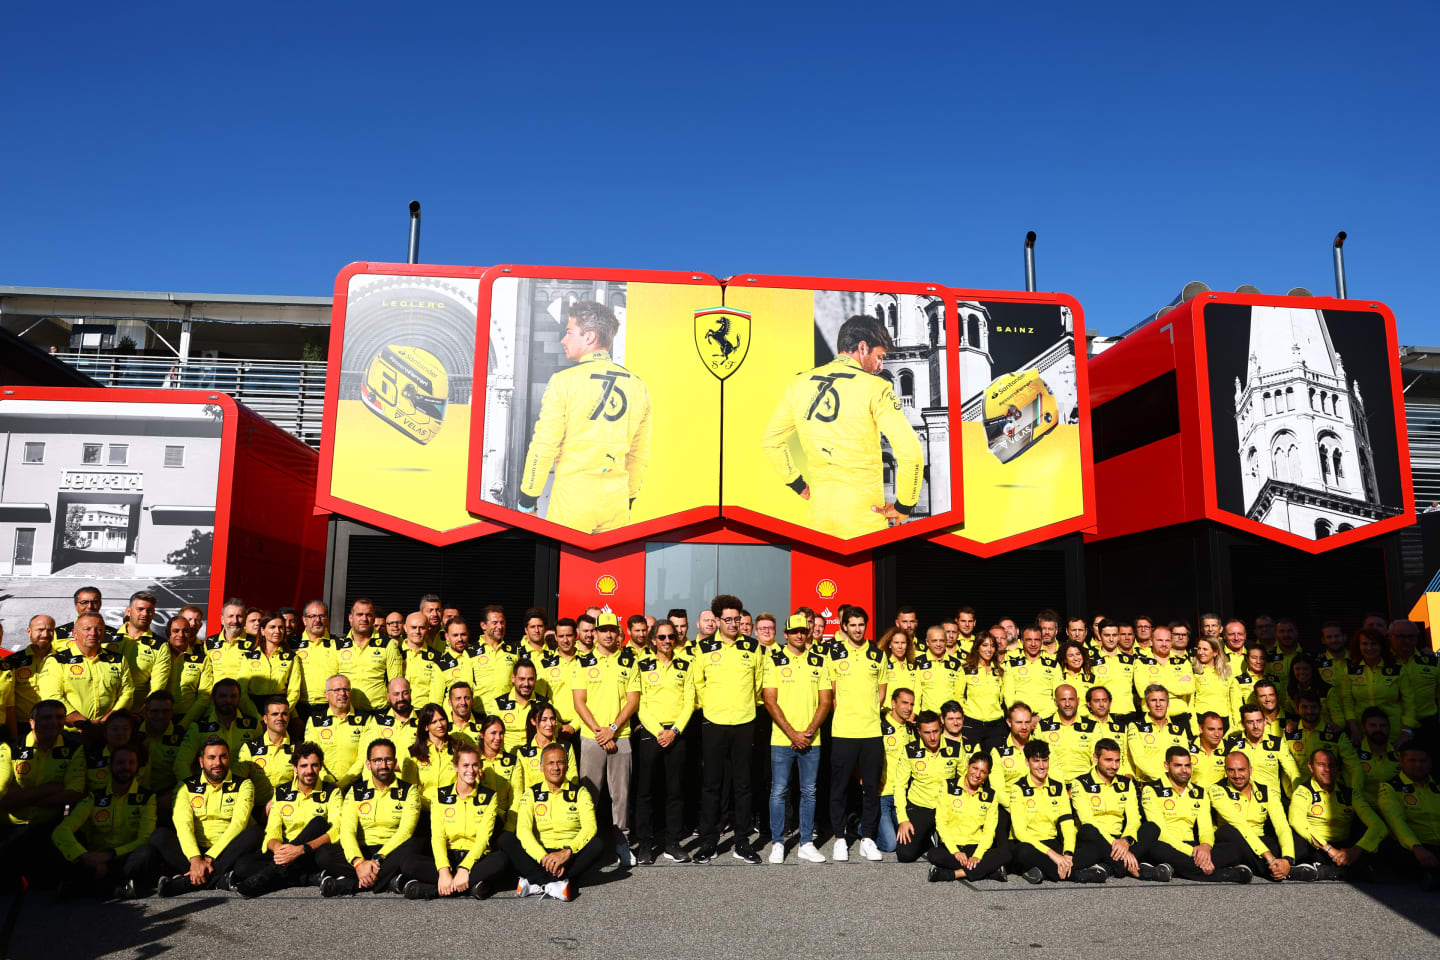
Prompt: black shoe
<box><xmin>1218</xmin><ymin>865</ymin><xmax>1253</xmax><ymax>884</ymax></box>
<box><xmin>388</xmin><ymin>874</ymin><xmax>407</xmax><ymax>895</ymax></box>
<box><xmin>115</xmin><ymin>878</ymin><xmax>139</xmax><ymax>900</ymax></box>
<box><xmin>1289</xmin><ymin>862</ymin><xmax>1320</xmax><ymax>882</ymax></box>
<box><xmin>1021</xmin><ymin>867</ymin><xmax>1045</xmax><ymax>885</ymax></box>
<box><xmin>234</xmin><ymin>874</ymin><xmax>271</xmax><ymax>899</ymax></box>
<box><xmin>636</xmin><ymin>846</ymin><xmax>656</xmax><ymax>866</ymax></box>
<box><xmin>1138</xmin><ymin>862</ymin><xmax>1173</xmax><ymax>882</ymax></box>
<box><xmin>216</xmin><ymin>870</ymin><xmax>237</xmax><ymax>892</ymax></box>
<box><xmin>993</xmin><ymin>865</ymin><xmax>1008</xmax><ymax>882</ymax></box>
<box><xmin>663</xmin><ymin>845</ymin><xmax>691</xmax><ymax>864</ymax></box>
<box><xmin>470</xmin><ymin>879</ymin><xmax>493</xmax><ymax>900</ymax></box>
<box><xmin>927</xmin><ymin>865</ymin><xmax>955</xmax><ymax>883</ymax></box>
<box><xmin>732</xmin><ymin>845</ymin><xmax>762</xmax><ymax>865</ymax></box>
<box><xmin>157</xmin><ymin>874</ymin><xmax>192</xmax><ymax>898</ymax></box>
<box><xmin>320</xmin><ymin>875</ymin><xmax>357</xmax><ymax>898</ymax></box>
<box><xmin>692</xmin><ymin>846</ymin><xmax>716</xmax><ymax>864</ymax></box>
<box><xmin>1074</xmin><ymin>865</ymin><xmax>1109</xmax><ymax>884</ymax></box>
<box><xmin>403</xmin><ymin>879</ymin><xmax>434</xmax><ymax>900</ymax></box>
<box><xmin>1316</xmin><ymin>864</ymin><xmax>1344</xmax><ymax>882</ymax></box>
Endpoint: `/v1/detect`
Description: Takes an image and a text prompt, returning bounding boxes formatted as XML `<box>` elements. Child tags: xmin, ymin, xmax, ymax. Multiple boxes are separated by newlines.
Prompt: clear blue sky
<box><xmin>5</xmin><ymin>1</ymin><xmax>1437</xmax><ymax>342</ymax></box>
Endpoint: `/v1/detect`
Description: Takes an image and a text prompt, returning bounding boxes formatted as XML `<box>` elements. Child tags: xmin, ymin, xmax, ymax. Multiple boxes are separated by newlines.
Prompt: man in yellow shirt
<box><xmin>333</xmin><ymin>598</ymin><xmax>402</xmax><ymax>714</ymax></box>
<box><xmin>152</xmin><ymin>736</ymin><xmax>261</xmax><ymax>895</ymax></box>
<box><xmin>471</xmin><ymin>606</ymin><xmax>523</xmax><ymax>702</ymax></box>
<box><xmin>321</xmin><ymin>739</ymin><xmax>421</xmax><ymax>897</ymax></box>
<box><xmin>231</xmin><ymin>743</ymin><xmax>337</xmax><ymax>898</ymax></box>
<box><xmin>1289</xmin><ymin>747</ymin><xmax>1387</xmax><ymax>880</ymax></box>
<box><xmin>1137</xmin><ymin>746</ymin><xmax>1250</xmax><ymax>882</ymax></box>
<box><xmin>1209</xmin><ymin>751</ymin><xmax>1296</xmax><ymax>882</ymax></box>
<box><xmin>1377</xmin><ymin>742</ymin><xmax>1440</xmax><ymax>886</ymax></box>
<box><xmin>1</xmin><ymin>614</ymin><xmax>57</xmax><ymax>742</ymax></box>
<box><xmin>518</xmin><ymin>299</ymin><xmax>652</xmax><ymax>534</ymax></box>
<box><xmin>571</xmin><ymin>612</ymin><xmax>640</xmax><ymax>867</ymax></box>
<box><xmin>825</xmin><ymin>604</ymin><xmax>888</xmax><ymax>862</ymax></box>
<box><xmin>762</xmin><ymin>614</ymin><xmax>831</xmax><ymax>865</ymax></box>
<box><xmin>118</xmin><ymin>590</ymin><xmax>168</xmax><ymax>702</ymax></box>
<box><xmin>761</xmin><ymin>314</ymin><xmax>924</xmax><ymax>538</ymax></box>
<box><xmin>911</xmin><ymin>625</ymin><xmax>963</xmax><ymax>714</ymax></box>
<box><xmin>633</xmin><ymin>620</ymin><xmax>695</xmax><ymax>865</ymax></box>
<box><xmin>693</xmin><ymin>595</ymin><xmax>766</xmax><ymax>865</ymax></box>
<box><xmin>0</xmin><ymin>700</ymin><xmax>83</xmax><ymax>889</ymax></box>
<box><xmin>541</xmin><ymin>620</ymin><xmax>581</xmax><ymax>736</ymax></box>
<box><xmin>50</xmin><ymin>744</ymin><xmax>159</xmax><ymax>898</ymax></box>
<box><xmin>499</xmin><ymin>744</ymin><xmax>602</xmax><ymax>901</ymax></box>
<box><xmin>289</xmin><ymin>600</ymin><xmax>337</xmax><ymax>728</ymax></box>
<box><xmin>1003</xmin><ymin>626</ymin><xmax>1060</xmax><ymax>720</ymax></box>
<box><xmin>1069</xmin><ymin>739</ymin><xmax>1146</xmax><ymax>882</ymax></box>
<box><xmin>893</xmin><ymin>710</ymin><xmax>964</xmax><ymax>864</ymax></box>
<box><xmin>39</xmin><ymin>613</ymin><xmax>133</xmax><ymax>731</ymax></box>
<box><xmin>1007</xmin><ymin>740</ymin><xmax>1079</xmax><ymax>883</ymax></box>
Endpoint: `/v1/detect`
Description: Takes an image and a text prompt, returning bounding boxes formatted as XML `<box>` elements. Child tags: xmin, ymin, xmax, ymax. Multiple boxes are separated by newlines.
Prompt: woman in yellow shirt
<box><xmin>1055</xmin><ymin>642</ymin><xmax>1096</xmax><ymax>713</ymax></box>
<box><xmin>1190</xmin><ymin>637</ymin><xmax>1237</xmax><ymax>734</ymax></box>
<box><xmin>925</xmin><ymin>753</ymin><xmax>1008</xmax><ymax>882</ymax></box>
<box><xmin>957</xmin><ymin>634</ymin><xmax>1004</xmax><ymax>746</ymax></box>
<box><xmin>403</xmin><ymin>704</ymin><xmax>460</xmax><ymax>808</ymax></box>
<box><xmin>1338</xmin><ymin>627</ymin><xmax>1405</xmax><ymax>742</ymax></box>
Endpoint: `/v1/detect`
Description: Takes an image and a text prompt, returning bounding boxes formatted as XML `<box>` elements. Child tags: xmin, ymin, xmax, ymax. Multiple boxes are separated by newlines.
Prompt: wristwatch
<box><xmin>373</xmin><ymin>853</ymin><xmax>385</xmax><ymax>864</ymax></box>
<box><xmin>608</xmin><ymin>722</ymin><xmax>618</xmax><ymax>732</ymax></box>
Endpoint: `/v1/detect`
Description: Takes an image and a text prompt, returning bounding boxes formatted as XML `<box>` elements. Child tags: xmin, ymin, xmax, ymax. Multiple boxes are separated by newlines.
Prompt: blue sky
<box><xmin>5</xmin><ymin>1</ymin><xmax>1437</xmax><ymax>342</ymax></box>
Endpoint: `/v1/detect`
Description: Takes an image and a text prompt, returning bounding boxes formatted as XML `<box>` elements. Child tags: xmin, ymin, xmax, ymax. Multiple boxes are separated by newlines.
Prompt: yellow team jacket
<box><xmin>761</xmin><ymin>354</ymin><xmax>924</xmax><ymax>538</ymax></box>
<box><xmin>519</xmin><ymin>349</ymin><xmax>652</xmax><ymax>531</ymax></box>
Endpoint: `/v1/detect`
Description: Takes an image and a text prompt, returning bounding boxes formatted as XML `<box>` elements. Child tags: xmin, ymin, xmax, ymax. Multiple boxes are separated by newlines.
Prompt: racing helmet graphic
<box><xmin>361</xmin><ymin>345</ymin><xmax>449</xmax><ymax>444</ymax></box>
<box><xmin>981</xmin><ymin>368</ymin><xmax>1057</xmax><ymax>464</ymax></box>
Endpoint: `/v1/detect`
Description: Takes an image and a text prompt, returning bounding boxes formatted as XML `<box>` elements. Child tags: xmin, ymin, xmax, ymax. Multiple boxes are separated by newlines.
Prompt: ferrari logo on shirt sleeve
<box><xmin>694</xmin><ymin>308</ymin><xmax>751</xmax><ymax>381</ymax></box>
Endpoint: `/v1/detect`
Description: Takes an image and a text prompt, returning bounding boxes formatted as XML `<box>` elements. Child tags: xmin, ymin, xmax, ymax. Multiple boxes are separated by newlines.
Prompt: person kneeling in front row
<box><xmin>398</xmin><ymin>742</ymin><xmax>509</xmax><ymax>899</ymax></box>
<box><xmin>498</xmin><ymin>743</ymin><xmax>604</xmax><ymax>901</ymax></box>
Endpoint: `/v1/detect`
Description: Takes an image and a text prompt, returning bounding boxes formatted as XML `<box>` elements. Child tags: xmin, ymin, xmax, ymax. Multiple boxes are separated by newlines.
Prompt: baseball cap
<box><xmin>596</xmin><ymin>612</ymin><xmax>620</xmax><ymax>629</ymax></box>
<box><xmin>785</xmin><ymin>613</ymin><xmax>809</xmax><ymax>632</ymax></box>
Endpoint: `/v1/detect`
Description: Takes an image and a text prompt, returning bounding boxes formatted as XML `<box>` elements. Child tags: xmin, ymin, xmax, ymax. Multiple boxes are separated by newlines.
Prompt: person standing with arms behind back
<box><xmin>761</xmin><ymin>314</ymin><xmax>924</xmax><ymax>538</ymax></box>
<box><xmin>517</xmin><ymin>299</ymin><xmax>652</xmax><ymax>534</ymax></box>
<box><xmin>826</xmin><ymin>605</ymin><xmax>889</xmax><ymax>862</ymax></box>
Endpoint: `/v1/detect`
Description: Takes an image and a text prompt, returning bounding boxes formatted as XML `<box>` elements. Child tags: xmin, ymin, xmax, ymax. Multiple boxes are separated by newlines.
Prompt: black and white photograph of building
<box><xmin>1207</xmin><ymin>304</ymin><xmax>1405</xmax><ymax>539</ymax></box>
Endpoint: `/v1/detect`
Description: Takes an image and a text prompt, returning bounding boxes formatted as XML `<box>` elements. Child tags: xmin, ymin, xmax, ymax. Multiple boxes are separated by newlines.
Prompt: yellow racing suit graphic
<box><xmin>761</xmin><ymin>354</ymin><xmax>924</xmax><ymax>538</ymax></box>
<box><xmin>518</xmin><ymin>349</ymin><xmax>652</xmax><ymax>534</ymax></box>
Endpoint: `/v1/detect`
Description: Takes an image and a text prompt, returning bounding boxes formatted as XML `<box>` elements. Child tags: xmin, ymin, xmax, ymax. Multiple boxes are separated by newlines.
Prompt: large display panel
<box><xmin>466</xmin><ymin>266</ymin><xmax>724</xmax><ymax>547</ymax></box>
<box><xmin>318</xmin><ymin>264</ymin><xmax>504</xmax><ymax>546</ymax></box>
<box><xmin>931</xmin><ymin>292</ymin><xmax>1094</xmax><ymax>556</ymax></box>
<box><xmin>0</xmin><ymin>397</ymin><xmax>224</xmax><ymax>640</ymax></box>
<box><xmin>1202</xmin><ymin>302</ymin><xmax>1407</xmax><ymax>543</ymax></box>
<box><xmin>722</xmin><ymin>274</ymin><xmax>963</xmax><ymax>555</ymax></box>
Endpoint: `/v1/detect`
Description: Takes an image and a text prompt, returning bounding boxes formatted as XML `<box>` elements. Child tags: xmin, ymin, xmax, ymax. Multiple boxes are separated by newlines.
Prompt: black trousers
<box><xmin>150</xmin><ymin>823</ymin><xmax>265</xmax><ymax>886</ymax></box>
<box><xmin>895</xmin><ymin>804</ymin><xmax>938</xmax><ymax>863</ymax></box>
<box><xmin>1135</xmin><ymin>822</ymin><xmax>1215</xmax><ymax>881</ymax></box>
<box><xmin>61</xmin><ymin>844</ymin><xmax>164</xmax><ymax>894</ymax></box>
<box><xmin>1010</xmin><ymin>835</ymin><xmax>1069</xmax><ymax>881</ymax></box>
<box><xmin>633</xmin><ymin>724</ymin><xmax>688</xmax><ymax>848</ymax></box>
<box><xmin>1292</xmin><ymin>823</ymin><xmax>1372</xmax><ymax>867</ymax></box>
<box><xmin>698</xmin><ymin>720</ymin><xmax>753</xmax><ymax>849</ymax></box>
<box><xmin>497</xmin><ymin>831</ymin><xmax>604</xmax><ymax>888</ymax></box>
<box><xmin>925</xmin><ymin>839</ymin><xmax>1011</xmax><ymax>880</ymax></box>
<box><xmin>399</xmin><ymin>845</ymin><xmax>509</xmax><ymax>898</ymax></box>
<box><xmin>232</xmin><ymin>817</ymin><xmax>332</xmax><ymax>894</ymax></box>
<box><xmin>320</xmin><ymin>837</ymin><xmax>422</xmax><ymax>894</ymax></box>
<box><xmin>751</xmin><ymin>707</ymin><xmax>773</xmax><ymax>842</ymax></box>
<box><xmin>962</xmin><ymin>718</ymin><xmax>1006</xmax><ymax>751</ymax></box>
<box><xmin>1073</xmin><ymin>823</ymin><xmax>1151</xmax><ymax>875</ymax></box>
<box><xmin>829</xmin><ymin>736</ymin><xmax>882</xmax><ymax>842</ymax></box>
<box><xmin>1211</xmin><ymin>824</ymin><xmax>1286</xmax><ymax>877</ymax></box>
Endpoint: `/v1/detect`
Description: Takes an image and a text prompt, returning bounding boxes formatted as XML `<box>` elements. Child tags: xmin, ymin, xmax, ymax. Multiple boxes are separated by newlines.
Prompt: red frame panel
<box><xmin>928</xmin><ymin>288</ymin><xmax>1096</xmax><ymax>557</ymax></box>
<box><xmin>315</xmin><ymin>262</ymin><xmax>505</xmax><ymax>546</ymax></box>
<box><xmin>1191</xmin><ymin>291</ymin><xmax>1416</xmax><ymax>553</ymax></box>
<box><xmin>465</xmin><ymin>264</ymin><xmax>724</xmax><ymax>549</ymax></box>
<box><xmin>718</xmin><ymin>273</ymin><xmax>964</xmax><ymax>556</ymax></box>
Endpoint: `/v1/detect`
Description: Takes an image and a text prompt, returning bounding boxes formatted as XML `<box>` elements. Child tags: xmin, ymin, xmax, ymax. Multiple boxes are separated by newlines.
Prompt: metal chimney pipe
<box><xmin>408</xmin><ymin>201</ymin><xmax>422</xmax><ymax>264</ymax></box>
<box><xmin>1024</xmin><ymin>231</ymin><xmax>1037</xmax><ymax>292</ymax></box>
<box><xmin>1332</xmin><ymin>231</ymin><xmax>1347</xmax><ymax>299</ymax></box>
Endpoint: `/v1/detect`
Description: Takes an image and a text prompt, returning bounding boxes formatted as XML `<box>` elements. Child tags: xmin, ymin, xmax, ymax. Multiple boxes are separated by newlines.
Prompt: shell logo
<box><xmin>504</xmin><ymin>712</ymin><xmax>516</xmax><ymax>726</ymax></box>
<box><xmin>952</xmin><ymin>798</ymin><xmax>964</xmax><ymax>810</ymax></box>
<box><xmin>781</xmin><ymin>667</ymin><xmax>793</xmax><ymax>679</ymax></box>
<box><xmin>816</xmin><ymin>579</ymin><xmax>837</xmax><ymax>599</ymax></box>
<box><xmin>16</xmin><ymin>667</ymin><xmax>31</xmax><ymax>680</ymax></box>
<box><xmin>255</xmin><ymin>757</ymin><xmax>268</xmax><ymax>769</ymax></box>
<box><xmin>709</xmin><ymin>653</ymin><xmax>722</xmax><ymax>663</ymax></box>
<box><xmin>915</xmin><ymin>760</ymin><xmax>928</xmax><ymax>772</ymax></box>
<box><xmin>1003</xmin><ymin>757</ymin><xmax>1014</xmax><ymax>768</ymax></box>
<box><xmin>1025</xmin><ymin>799</ymin><xmax>1036</xmax><ymax>810</ymax></box>
<box><xmin>838</xmin><ymin>661</ymin><xmax>851</xmax><ymax>673</ymax></box>
<box><xmin>1405</xmin><ymin>794</ymin><xmax>1418</xmax><ymax>806</ymax></box>
<box><xmin>535</xmin><ymin>803</ymin><xmax>549</xmax><ymax>817</ymax></box>
<box><xmin>1310</xmin><ymin>803</ymin><xmax>1324</xmax><ymax>815</ymax></box>
<box><xmin>15</xmin><ymin>761</ymin><xmax>31</xmax><ymax>776</ymax></box>
<box><xmin>1047</xmin><ymin>732</ymin><xmax>1059</xmax><ymax>743</ymax></box>
<box><xmin>280</xmin><ymin>804</ymin><xmax>295</xmax><ymax>818</ymax></box>
<box><xmin>93</xmin><ymin>809</ymin><xmax>111</xmax><ymax>823</ymax></box>
<box><xmin>70</xmin><ymin>664</ymin><xmax>85</xmax><ymax>676</ymax></box>
<box><xmin>1144</xmin><ymin>734</ymin><xmax>1156</xmax><ymax>745</ymax></box>
<box><xmin>321</xmin><ymin>729</ymin><xmax>334</xmax><ymax>740</ymax></box>
<box><xmin>1090</xmin><ymin>795</ymin><xmax>1102</xmax><ymax>807</ymax></box>
<box><xmin>191</xmin><ymin>795</ymin><xmax>206</xmax><ymax>809</ymax></box>
<box><xmin>595</xmin><ymin>575</ymin><xmax>618</xmax><ymax>596</ymax></box>
<box><xmin>1163</xmin><ymin>799</ymin><xmax>1175</xmax><ymax>811</ymax></box>
<box><xmin>359</xmin><ymin>802</ymin><xmax>372</xmax><ymax>815</ymax></box>
<box><xmin>444</xmin><ymin>807</ymin><xmax>457</xmax><ymax>818</ymax></box>
<box><xmin>588</xmin><ymin>667</ymin><xmax>601</xmax><ymax>679</ymax></box>
<box><xmin>341</xmin><ymin>650</ymin><xmax>353</xmax><ymax>661</ymax></box>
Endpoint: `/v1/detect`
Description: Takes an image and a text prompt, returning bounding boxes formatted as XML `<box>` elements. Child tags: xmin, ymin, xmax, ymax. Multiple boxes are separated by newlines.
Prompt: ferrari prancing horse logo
<box><xmin>694</xmin><ymin>308</ymin><xmax>751</xmax><ymax>381</ymax></box>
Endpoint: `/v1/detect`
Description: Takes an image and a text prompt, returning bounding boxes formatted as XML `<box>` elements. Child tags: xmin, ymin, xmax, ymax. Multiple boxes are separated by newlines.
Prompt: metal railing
<box><xmin>55</xmin><ymin>353</ymin><xmax>327</xmax><ymax>447</ymax></box>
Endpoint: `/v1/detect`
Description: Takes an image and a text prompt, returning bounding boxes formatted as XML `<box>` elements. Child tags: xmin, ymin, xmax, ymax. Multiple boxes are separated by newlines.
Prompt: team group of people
<box><xmin>2</xmin><ymin>585</ymin><xmax>1438</xmax><ymax>902</ymax></box>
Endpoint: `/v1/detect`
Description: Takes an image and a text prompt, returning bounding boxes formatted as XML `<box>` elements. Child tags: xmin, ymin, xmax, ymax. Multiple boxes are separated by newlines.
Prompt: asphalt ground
<box><xmin>3</xmin><ymin>844</ymin><xmax>1437</xmax><ymax>960</ymax></box>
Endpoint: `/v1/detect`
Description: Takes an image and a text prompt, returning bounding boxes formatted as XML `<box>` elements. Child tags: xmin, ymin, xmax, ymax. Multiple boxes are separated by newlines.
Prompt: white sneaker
<box><xmin>543</xmin><ymin>880</ymin><xmax>572</xmax><ymax>901</ymax></box>
<box><xmin>769</xmin><ymin>842</ymin><xmax>785</xmax><ymax>864</ymax></box>
<box><xmin>797</xmin><ymin>843</ymin><xmax>827</xmax><ymax>863</ymax></box>
<box><xmin>515</xmin><ymin>877</ymin><xmax>543</xmax><ymax>898</ymax></box>
<box><xmin>858</xmin><ymin>837</ymin><xmax>883</xmax><ymax>861</ymax></box>
<box><xmin>833</xmin><ymin>839</ymin><xmax>849</xmax><ymax>862</ymax></box>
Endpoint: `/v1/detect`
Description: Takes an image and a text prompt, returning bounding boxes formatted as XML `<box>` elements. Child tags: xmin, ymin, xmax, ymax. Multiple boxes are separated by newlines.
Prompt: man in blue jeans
<box><xmin>762</xmin><ymin>614</ymin><xmax>833</xmax><ymax>863</ymax></box>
